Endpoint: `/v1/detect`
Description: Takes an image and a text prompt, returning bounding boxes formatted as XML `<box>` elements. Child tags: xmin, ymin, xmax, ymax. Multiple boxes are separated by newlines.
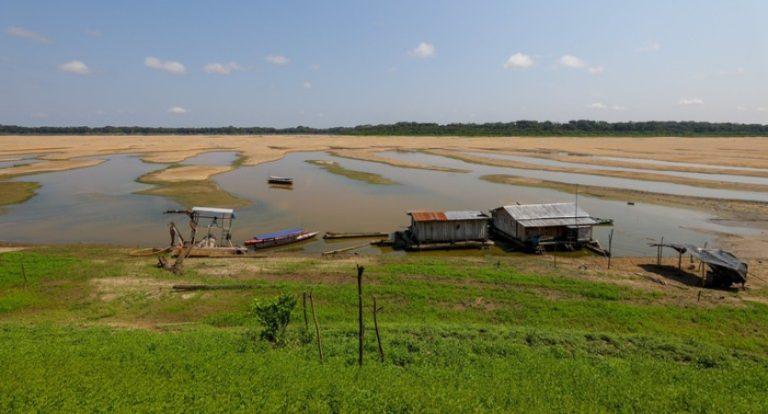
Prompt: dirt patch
<box><xmin>0</xmin><ymin>246</ymin><xmax>26</xmax><ymax>254</ymax></box>
<box><xmin>90</xmin><ymin>277</ymin><xmax>176</xmax><ymax>302</ymax></box>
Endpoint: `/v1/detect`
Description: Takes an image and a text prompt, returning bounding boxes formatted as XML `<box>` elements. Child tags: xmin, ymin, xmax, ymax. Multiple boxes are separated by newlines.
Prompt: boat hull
<box><xmin>244</xmin><ymin>231</ymin><xmax>317</xmax><ymax>249</ymax></box>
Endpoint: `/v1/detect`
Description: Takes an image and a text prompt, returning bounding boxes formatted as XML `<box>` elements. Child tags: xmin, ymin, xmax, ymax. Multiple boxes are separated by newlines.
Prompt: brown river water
<box><xmin>0</xmin><ymin>150</ymin><xmax>761</xmax><ymax>256</ymax></box>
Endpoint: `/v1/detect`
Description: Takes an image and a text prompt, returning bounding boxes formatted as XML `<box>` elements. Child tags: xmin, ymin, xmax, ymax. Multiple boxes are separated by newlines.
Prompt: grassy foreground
<box><xmin>1</xmin><ymin>246</ymin><xmax>767</xmax><ymax>412</ymax></box>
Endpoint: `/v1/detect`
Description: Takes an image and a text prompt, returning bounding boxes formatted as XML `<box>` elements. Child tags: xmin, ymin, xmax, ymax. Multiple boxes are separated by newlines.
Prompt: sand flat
<box><xmin>139</xmin><ymin>165</ymin><xmax>232</xmax><ymax>183</ymax></box>
<box><xmin>3</xmin><ymin>135</ymin><xmax>768</xmax><ymax>171</ymax></box>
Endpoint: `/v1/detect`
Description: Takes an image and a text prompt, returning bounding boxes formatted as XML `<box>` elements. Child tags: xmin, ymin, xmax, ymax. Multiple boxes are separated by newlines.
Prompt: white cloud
<box><xmin>203</xmin><ymin>61</ymin><xmax>242</xmax><ymax>75</ymax></box>
<box><xmin>558</xmin><ymin>54</ymin><xmax>586</xmax><ymax>68</ymax></box>
<box><xmin>5</xmin><ymin>26</ymin><xmax>51</xmax><ymax>44</ymax></box>
<box><xmin>503</xmin><ymin>53</ymin><xmax>534</xmax><ymax>69</ymax></box>
<box><xmin>678</xmin><ymin>98</ymin><xmax>704</xmax><ymax>106</ymax></box>
<box><xmin>145</xmin><ymin>57</ymin><xmax>186</xmax><ymax>74</ymax></box>
<box><xmin>58</xmin><ymin>60</ymin><xmax>90</xmax><ymax>75</ymax></box>
<box><xmin>409</xmin><ymin>42</ymin><xmax>436</xmax><ymax>59</ymax></box>
<box><xmin>302</xmin><ymin>81</ymin><xmax>312</xmax><ymax>89</ymax></box>
<box><xmin>717</xmin><ymin>67</ymin><xmax>745</xmax><ymax>76</ymax></box>
<box><xmin>588</xmin><ymin>102</ymin><xmax>626</xmax><ymax>111</ymax></box>
<box><xmin>757</xmin><ymin>107</ymin><xmax>768</xmax><ymax>112</ymax></box>
<box><xmin>168</xmin><ymin>106</ymin><xmax>187</xmax><ymax>115</ymax></box>
<box><xmin>639</xmin><ymin>41</ymin><xmax>661</xmax><ymax>52</ymax></box>
<box><xmin>84</xmin><ymin>29</ymin><xmax>101</xmax><ymax>37</ymax></box>
<box><xmin>588</xmin><ymin>66</ymin><xmax>604</xmax><ymax>75</ymax></box>
<box><xmin>265</xmin><ymin>55</ymin><xmax>290</xmax><ymax>65</ymax></box>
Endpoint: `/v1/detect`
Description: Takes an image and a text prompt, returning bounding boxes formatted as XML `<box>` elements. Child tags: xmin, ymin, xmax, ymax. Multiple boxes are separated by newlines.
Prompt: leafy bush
<box><xmin>251</xmin><ymin>294</ymin><xmax>297</xmax><ymax>344</ymax></box>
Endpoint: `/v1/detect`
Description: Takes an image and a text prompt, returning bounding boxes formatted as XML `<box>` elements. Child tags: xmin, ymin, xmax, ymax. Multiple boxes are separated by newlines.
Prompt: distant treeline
<box><xmin>2</xmin><ymin>121</ymin><xmax>768</xmax><ymax>136</ymax></box>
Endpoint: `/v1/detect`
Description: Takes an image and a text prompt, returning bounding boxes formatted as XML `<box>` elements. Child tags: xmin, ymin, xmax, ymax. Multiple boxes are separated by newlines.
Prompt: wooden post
<box><xmin>552</xmin><ymin>253</ymin><xmax>557</xmax><ymax>268</ymax></box>
<box><xmin>21</xmin><ymin>262</ymin><xmax>28</xmax><ymax>286</ymax></box>
<box><xmin>308</xmin><ymin>292</ymin><xmax>324</xmax><ymax>363</ymax></box>
<box><xmin>356</xmin><ymin>265</ymin><xmax>365</xmax><ymax>367</ymax></box>
<box><xmin>677</xmin><ymin>252</ymin><xmax>682</xmax><ymax>271</ymax></box>
<box><xmin>302</xmin><ymin>292</ymin><xmax>309</xmax><ymax>332</ymax></box>
<box><xmin>372</xmin><ymin>295</ymin><xmax>384</xmax><ymax>363</ymax></box>
<box><xmin>607</xmin><ymin>229</ymin><xmax>614</xmax><ymax>269</ymax></box>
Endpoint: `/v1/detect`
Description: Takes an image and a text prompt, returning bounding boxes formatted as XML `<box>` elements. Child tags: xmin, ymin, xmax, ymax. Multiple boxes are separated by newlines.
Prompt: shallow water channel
<box><xmin>0</xmin><ymin>150</ymin><xmax>760</xmax><ymax>256</ymax></box>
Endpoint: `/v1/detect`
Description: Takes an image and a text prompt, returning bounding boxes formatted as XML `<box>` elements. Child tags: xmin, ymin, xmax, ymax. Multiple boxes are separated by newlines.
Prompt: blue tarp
<box><xmin>253</xmin><ymin>228</ymin><xmax>304</xmax><ymax>240</ymax></box>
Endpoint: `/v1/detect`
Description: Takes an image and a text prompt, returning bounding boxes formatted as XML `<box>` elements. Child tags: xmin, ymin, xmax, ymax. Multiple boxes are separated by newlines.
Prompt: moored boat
<box><xmin>244</xmin><ymin>228</ymin><xmax>317</xmax><ymax>249</ymax></box>
<box><xmin>267</xmin><ymin>176</ymin><xmax>293</xmax><ymax>185</ymax></box>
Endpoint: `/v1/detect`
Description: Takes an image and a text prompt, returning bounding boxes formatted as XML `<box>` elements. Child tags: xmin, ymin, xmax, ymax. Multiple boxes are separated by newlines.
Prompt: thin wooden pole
<box><xmin>302</xmin><ymin>292</ymin><xmax>309</xmax><ymax>332</ymax></box>
<box><xmin>356</xmin><ymin>265</ymin><xmax>365</xmax><ymax>367</ymax></box>
<box><xmin>607</xmin><ymin>229</ymin><xmax>614</xmax><ymax>269</ymax></box>
<box><xmin>308</xmin><ymin>292</ymin><xmax>324</xmax><ymax>363</ymax></box>
<box><xmin>677</xmin><ymin>252</ymin><xmax>682</xmax><ymax>271</ymax></box>
<box><xmin>372</xmin><ymin>295</ymin><xmax>384</xmax><ymax>363</ymax></box>
<box><xmin>21</xmin><ymin>262</ymin><xmax>28</xmax><ymax>286</ymax></box>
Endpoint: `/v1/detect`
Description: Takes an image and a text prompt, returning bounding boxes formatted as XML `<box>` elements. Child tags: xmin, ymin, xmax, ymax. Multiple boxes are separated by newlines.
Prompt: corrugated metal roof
<box><xmin>409</xmin><ymin>211</ymin><xmax>488</xmax><ymax>222</ymax></box>
<box><xmin>192</xmin><ymin>206</ymin><xmax>235</xmax><ymax>219</ymax></box>
<box><xmin>496</xmin><ymin>203</ymin><xmax>597</xmax><ymax>227</ymax></box>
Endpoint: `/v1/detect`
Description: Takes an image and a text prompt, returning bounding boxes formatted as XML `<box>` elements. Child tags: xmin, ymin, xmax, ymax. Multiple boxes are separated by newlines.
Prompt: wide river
<box><xmin>0</xmin><ymin>150</ymin><xmax>760</xmax><ymax>256</ymax></box>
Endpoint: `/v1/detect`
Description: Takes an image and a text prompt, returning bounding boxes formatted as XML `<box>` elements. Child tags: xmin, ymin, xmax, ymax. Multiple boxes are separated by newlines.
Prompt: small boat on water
<box><xmin>268</xmin><ymin>176</ymin><xmax>293</xmax><ymax>185</ymax></box>
<box><xmin>244</xmin><ymin>228</ymin><xmax>317</xmax><ymax>249</ymax></box>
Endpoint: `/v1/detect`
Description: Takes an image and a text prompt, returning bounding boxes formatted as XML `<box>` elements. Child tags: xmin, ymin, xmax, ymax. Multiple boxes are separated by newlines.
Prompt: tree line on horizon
<box><xmin>1</xmin><ymin>120</ymin><xmax>768</xmax><ymax>136</ymax></box>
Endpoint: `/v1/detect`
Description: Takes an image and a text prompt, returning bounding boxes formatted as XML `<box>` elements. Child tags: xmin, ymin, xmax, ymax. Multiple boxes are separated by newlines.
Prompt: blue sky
<box><xmin>1</xmin><ymin>0</ymin><xmax>766</xmax><ymax>127</ymax></box>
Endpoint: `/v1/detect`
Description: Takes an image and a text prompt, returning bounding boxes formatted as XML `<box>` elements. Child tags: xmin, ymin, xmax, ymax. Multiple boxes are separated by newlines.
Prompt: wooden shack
<box><xmin>491</xmin><ymin>203</ymin><xmax>599</xmax><ymax>250</ymax></box>
<box><xmin>402</xmin><ymin>210</ymin><xmax>491</xmax><ymax>249</ymax></box>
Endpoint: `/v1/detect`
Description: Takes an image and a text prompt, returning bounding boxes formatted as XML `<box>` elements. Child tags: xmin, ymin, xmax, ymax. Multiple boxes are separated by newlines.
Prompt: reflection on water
<box><xmin>0</xmin><ymin>151</ymin><xmax>760</xmax><ymax>256</ymax></box>
<box><xmin>469</xmin><ymin>151</ymin><xmax>768</xmax><ymax>186</ymax></box>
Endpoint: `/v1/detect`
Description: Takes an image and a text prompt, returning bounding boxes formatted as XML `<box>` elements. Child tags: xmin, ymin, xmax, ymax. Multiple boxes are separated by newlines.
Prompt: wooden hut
<box><xmin>400</xmin><ymin>210</ymin><xmax>491</xmax><ymax>250</ymax></box>
<box><xmin>490</xmin><ymin>203</ymin><xmax>599</xmax><ymax>250</ymax></box>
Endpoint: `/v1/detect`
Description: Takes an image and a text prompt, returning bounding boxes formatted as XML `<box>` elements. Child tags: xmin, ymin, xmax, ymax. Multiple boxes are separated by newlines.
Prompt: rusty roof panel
<box><xmin>410</xmin><ymin>211</ymin><xmax>448</xmax><ymax>222</ymax></box>
<box><xmin>409</xmin><ymin>211</ymin><xmax>488</xmax><ymax>222</ymax></box>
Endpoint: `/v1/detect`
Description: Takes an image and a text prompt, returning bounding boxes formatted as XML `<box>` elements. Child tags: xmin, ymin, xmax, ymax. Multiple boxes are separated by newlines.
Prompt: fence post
<box><xmin>356</xmin><ymin>265</ymin><xmax>365</xmax><ymax>367</ymax></box>
<box><xmin>308</xmin><ymin>292</ymin><xmax>324</xmax><ymax>363</ymax></box>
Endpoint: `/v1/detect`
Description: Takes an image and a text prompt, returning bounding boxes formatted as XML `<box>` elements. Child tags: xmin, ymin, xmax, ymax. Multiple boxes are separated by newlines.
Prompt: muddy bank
<box><xmin>0</xmin><ymin>159</ymin><xmax>105</xmax><ymax>178</ymax></box>
<box><xmin>305</xmin><ymin>160</ymin><xmax>397</xmax><ymax>185</ymax></box>
<box><xmin>0</xmin><ymin>181</ymin><xmax>40</xmax><ymax>213</ymax></box>
<box><xmin>136</xmin><ymin>165</ymin><xmax>248</xmax><ymax>208</ymax></box>
<box><xmin>328</xmin><ymin>149</ymin><xmax>468</xmax><ymax>173</ymax></box>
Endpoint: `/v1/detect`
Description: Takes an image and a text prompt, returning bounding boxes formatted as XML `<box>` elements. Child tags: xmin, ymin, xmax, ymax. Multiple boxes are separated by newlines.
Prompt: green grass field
<box><xmin>1</xmin><ymin>246</ymin><xmax>767</xmax><ymax>412</ymax></box>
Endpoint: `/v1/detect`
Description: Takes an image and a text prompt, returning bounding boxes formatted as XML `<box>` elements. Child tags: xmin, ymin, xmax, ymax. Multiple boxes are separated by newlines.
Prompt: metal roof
<box><xmin>191</xmin><ymin>206</ymin><xmax>235</xmax><ymax>219</ymax></box>
<box><xmin>409</xmin><ymin>211</ymin><xmax>489</xmax><ymax>222</ymax></box>
<box><xmin>495</xmin><ymin>203</ymin><xmax>598</xmax><ymax>227</ymax></box>
<box><xmin>253</xmin><ymin>228</ymin><xmax>304</xmax><ymax>240</ymax></box>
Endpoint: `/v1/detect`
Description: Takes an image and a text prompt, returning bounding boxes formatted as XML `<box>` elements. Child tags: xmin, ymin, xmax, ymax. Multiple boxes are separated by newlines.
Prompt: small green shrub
<box><xmin>251</xmin><ymin>294</ymin><xmax>297</xmax><ymax>345</ymax></box>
